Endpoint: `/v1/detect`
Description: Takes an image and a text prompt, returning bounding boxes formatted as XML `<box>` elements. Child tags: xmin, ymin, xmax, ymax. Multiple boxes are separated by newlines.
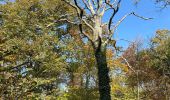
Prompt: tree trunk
<box><xmin>95</xmin><ymin>44</ymin><xmax>111</xmax><ymax>100</ymax></box>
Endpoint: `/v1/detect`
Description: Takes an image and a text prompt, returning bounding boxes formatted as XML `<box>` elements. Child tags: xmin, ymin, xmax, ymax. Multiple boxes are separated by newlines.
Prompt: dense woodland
<box><xmin>0</xmin><ymin>0</ymin><xmax>170</xmax><ymax>100</ymax></box>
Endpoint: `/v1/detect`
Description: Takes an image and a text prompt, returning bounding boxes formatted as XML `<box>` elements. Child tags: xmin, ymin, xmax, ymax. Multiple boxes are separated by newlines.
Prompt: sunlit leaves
<box><xmin>124</xmin><ymin>30</ymin><xmax>170</xmax><ymax>99</ymax></box>
<box><xmin>0</xmin><ymin>0</ymin><xmax>70</xmax><ymax>99</ymax></box>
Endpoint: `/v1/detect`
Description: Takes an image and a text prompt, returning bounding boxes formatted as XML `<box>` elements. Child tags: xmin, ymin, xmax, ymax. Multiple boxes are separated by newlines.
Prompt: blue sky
<box><xmin>104</xmin><ymin>0</ymin><xmax>170</xmax><ymax>49</ymax></box>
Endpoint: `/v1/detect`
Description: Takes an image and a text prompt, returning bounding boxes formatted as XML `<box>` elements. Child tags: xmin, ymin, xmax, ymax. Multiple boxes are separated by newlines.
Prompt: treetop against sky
<box><xmin>0</xmin><ymin>0</ymin><xmax>169</xmax><ymax>49</ymax></box>
<box><xmin>104</xmin><ymin>0</ymin><xmax>170</xmax><ymax>48</ymax></box>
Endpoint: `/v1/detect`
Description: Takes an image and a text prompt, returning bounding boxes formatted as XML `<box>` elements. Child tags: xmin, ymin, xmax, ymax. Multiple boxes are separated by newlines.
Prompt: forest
<box><xmin>0</xmin><ymin>0</ymin><xmax>170</xmax><ymax>100</ymax></box>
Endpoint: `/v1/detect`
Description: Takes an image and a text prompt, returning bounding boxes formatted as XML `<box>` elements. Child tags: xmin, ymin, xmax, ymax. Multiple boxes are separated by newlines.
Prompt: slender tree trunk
<box><xmin>94</xmin><ymin>44</ymin><xmax>111</xmax><ymax>100</ymax></box>
<box><xmin>85</xmin><ymin>73</ymin><xmax>90</xmax><ymax>89</ymax></box>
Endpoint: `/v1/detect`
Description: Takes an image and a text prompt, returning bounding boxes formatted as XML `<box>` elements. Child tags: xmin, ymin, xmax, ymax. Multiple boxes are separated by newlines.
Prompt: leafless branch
<box><xmin>105</xmin><ymin>11</ymin><xmax>152</xmax><ymax>45</ymax></box>
<box><xmin>62</xmin><ymin>0</ymin><xmax>94</xmax><ymax>42</ymax></box>
<box><xmin>105</xmin><ymin>0</ymin><xmax>114</xmax><ymax>8</ymax></box>
<box><xmin>132</xmin><ymin>12</ymin><xmax>153</xmax><ymax>20</ymax></box>
<box><xmin>113</xmin><ymin>12</ymin><xmax>132</xmax><ymax>32</ymax></box>
<box><xmin>99</xmin><ymin>4</ymin><xmax>106</xmax><ymax>16</ymax></box>
<box><xmin>82</xmin><ymin>19</ymin><xmax>94</xmax><ymax>31</ymax></box>
<box><xmin>91</xmin><ymin>0</ymin><xmax>96</xmax><ymax>6</ymax></box>
<box><xmin>107</xmin><ymin>0</ymin><xmax>122</xmax><ymax>33</ymax></box>
<box><xmin>82</xmin><ymin>0</ymin><xmax>90</xmax><ymax>9</ymax></box>
<box><xmin>82</xmin><ymin>0</ymin><xmax>95</xmax><ymax>15</ymax></box>
<box><xmin>59</xmin><ymin>13</ymin><xmax>75</xmax><ymax>18</ymax></box>
<box><xmin>120</xmin><ymin>56</ymin><xmax>136</xmax><ymax>73</ymax></box>
<box><xmin>117</xmin><ymin>38</ymin><xmax>135</xmax><ymax>43</ymax></box>
<box><xmin>79</xmin><ymin>23</ymin><xmax>95</xmax><ymax>48</ymax></box>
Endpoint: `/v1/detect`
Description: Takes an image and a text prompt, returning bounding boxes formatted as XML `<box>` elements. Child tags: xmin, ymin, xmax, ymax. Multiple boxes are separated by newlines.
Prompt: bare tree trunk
<box><xmin>94</xmin><ymin>43</ymin><xmax>111</xmax><ymax>100</ymax></box>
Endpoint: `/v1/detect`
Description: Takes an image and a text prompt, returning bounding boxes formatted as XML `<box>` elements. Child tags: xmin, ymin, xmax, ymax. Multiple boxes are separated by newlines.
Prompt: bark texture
<box><xmin>95</xmin><ymin>43</ymin><xmax>111</xmax><ymax>100</ymax></box>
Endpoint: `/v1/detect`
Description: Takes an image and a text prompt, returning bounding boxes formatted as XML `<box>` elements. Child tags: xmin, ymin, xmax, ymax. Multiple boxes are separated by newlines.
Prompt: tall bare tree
<box><xmin>57</xmin><ymin>0</ymin><xmax>151</xmax><ymax>99</ymax></box>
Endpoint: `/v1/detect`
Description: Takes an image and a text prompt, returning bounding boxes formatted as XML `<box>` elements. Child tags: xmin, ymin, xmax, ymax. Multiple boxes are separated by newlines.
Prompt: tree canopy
<box><xmin>0</xmin><ymin>0</ymin><xmax>169</xmax><ymax>99</ymax></box>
